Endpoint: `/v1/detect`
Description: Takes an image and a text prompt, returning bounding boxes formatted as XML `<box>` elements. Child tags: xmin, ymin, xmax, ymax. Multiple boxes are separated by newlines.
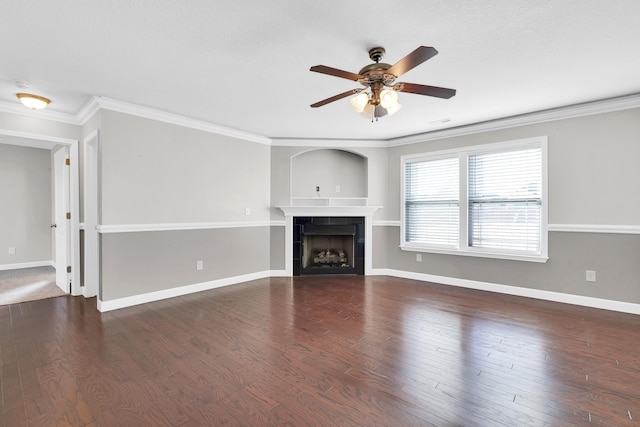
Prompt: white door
<box><xmin>53</xmin><ymin>145</ymin><xmax>70</xmax><ymax>292</ymax></box>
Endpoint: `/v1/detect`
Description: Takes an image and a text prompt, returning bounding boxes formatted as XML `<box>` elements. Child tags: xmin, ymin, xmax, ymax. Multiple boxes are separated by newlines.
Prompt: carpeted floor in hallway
<box><xmin>0</xmin><ymin>266</ymin><xmax>67</xmax><ymax>305</ymax></box>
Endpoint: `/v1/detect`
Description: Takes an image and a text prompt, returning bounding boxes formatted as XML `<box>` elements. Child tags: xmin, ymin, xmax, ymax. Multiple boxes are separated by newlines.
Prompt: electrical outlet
<box><xmin>416</xmin><ymin>253</ymin><xmax>422</xmax><ymax>262</ymax></box>
<box><xmin>245</xmin><ymin>208</ymin><xmax>251</xmax><ymax>216</ymax></box>
<box><xmin>8</xmin><ymin>247</ymin><xmax>15</xmax><ymax>255</ymax></box>
<box><xmin>316</xmin><ymin>186</ymin><xmax>320</xmax><ymax>192</ymax></box>
<box><xmin>335</xmin><ymin>185</ymin><xmax>341</xmax><ymax>193</ymax></box>
<box><xmin>586</xmin><ymin>270</ymin><xmax>596</xmax><ymax>282</ymax></box>
<box><xmin>196</xmin><ymin>260</ymin><xmax>203</xmax><ymax>271</ymax></box>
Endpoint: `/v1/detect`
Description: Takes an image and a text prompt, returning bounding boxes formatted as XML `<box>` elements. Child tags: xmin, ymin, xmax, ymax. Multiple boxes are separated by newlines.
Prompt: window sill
<box><xmin>400</xmin><ymin>245</ymin><xmax>549</xmax><ymax>263</ymax></box>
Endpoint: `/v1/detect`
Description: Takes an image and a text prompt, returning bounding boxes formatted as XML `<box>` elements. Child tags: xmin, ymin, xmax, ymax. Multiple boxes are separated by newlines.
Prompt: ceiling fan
<box><xmin>310</xmin><ymin>46</ymin><xmax>456</xmax><ymax>120</ymax></box>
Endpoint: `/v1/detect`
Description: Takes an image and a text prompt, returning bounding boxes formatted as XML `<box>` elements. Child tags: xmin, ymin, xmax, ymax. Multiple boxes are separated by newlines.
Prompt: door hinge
<box><xmin>66</xmin><ymin>266</ymin><xmax>71</xmax><ymax>273</ymax></box>
<box><xmin>65</xmin><ymin>158</ymin><xmax>70</xmax><ymax>166</ymax></box>
<box><xmin>66</xmin><ymin>212</ymin><xmax>71</xmax><ymax>220</ymax></box>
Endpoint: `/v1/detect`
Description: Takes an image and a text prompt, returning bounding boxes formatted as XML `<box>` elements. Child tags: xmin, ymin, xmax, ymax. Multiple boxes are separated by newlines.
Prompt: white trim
<box><xmin>373</xmin><ymin>269</ymin><xmax>640</xmax><ymax>315</ymax></box>
<box><xmin>89</xmin><ymin>97</ymin><xmax>272</xmax><ymax>145</ymax></box>
<box><xmin>0</xmin><ymin>128</ymin><xmax>81</xmax><ymax>148</ymax></box>
<box><xmin>75</xmin><ymin>97</ymin><xmax>101</xmax><ymax>124</ymax></box>
<box><xmin>548</xmin><ymin>224</ymin><xmax>640</xmax><ymax>234</ymax></box>
<box><xmin>0</xmin><ymin>100</ymin><xmax>81</xmax><ymax>125</ymax></box>
<box><xmin>277</xmin><ymin>206</ymin><xmax>381</xmax><ymax>217</ymax></box>
<box><xmin>97</xmin><ymin>221</ymin><xmax>275</xmax><ymax>234</ymax></box>
<box><xmin>1</xmin><ymin>93</ymin><xmax>636</xmax><ymax>147</ymax></box>
<box><xmin>271</xmin><ymin>138</ymin><xmax>388</xmax><ymax>148</ymax></box>
<box><xmin>373</xmin><ymin>220</ymin><xmax>401</xmax><ymax>227</ymax></box>
<box><xmin>95</xmin><ymin>267</ymin><xmax>640</xmax><ymax>314</ymax></box>
<box><xmin>372</xmin><ymin>221</ymin><xmax>640</xmax><ymax>234</ymax></box>
<box><xmin>387</xmin><ymin>93</ymin><xmax>640</xmax><ymax>146</ymax></box>
<box><xmin>83</xmin><ymin>130</ymin><xmax>100</xmax><ymax>298</ymax></box>
<box><xmin>68</xmin><ymin>139</ymin><xmax>81</xmax><ymax>295</ymax></box>
<box><xmin>0</xmin><ymin>261</ymin><xmax>54</xmax><ymax>271</ymax></box>
<box><xmin>269</xmin><ymin>270</ymin><xmax>288</xmax><ymax>277</ymax></box>
<box><xmin>97</xmin><ymin>270</ymin><xmax>274</xmax><ymax>312</ymax></box>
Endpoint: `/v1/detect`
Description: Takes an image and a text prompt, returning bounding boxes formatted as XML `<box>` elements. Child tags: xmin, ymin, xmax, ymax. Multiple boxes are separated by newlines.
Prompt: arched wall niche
<box><xmin>290</xmin><ymin>149</ymin><xmax>368</xmax><ymax>199</ymax></box>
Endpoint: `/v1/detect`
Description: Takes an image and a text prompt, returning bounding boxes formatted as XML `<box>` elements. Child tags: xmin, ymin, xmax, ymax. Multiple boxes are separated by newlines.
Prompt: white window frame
<box><xmin>401</xmin><ymin>136</ymin><xmax>548</xmax><ymax>263</ymax></box>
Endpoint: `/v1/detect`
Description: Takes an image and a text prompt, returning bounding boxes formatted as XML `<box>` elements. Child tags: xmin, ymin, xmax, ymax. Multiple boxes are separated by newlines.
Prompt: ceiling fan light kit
<box><xmin>310</xmin><ymin>46</ymin><xmax>456</xmax><ymax>122</ymax></box>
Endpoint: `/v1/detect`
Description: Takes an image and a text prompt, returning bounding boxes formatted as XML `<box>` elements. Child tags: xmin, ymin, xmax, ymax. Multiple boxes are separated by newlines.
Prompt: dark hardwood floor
<box><xmin>1</xmin><ymin>276</ymin><xmax>639</xmax><ymax>426</ymax></box>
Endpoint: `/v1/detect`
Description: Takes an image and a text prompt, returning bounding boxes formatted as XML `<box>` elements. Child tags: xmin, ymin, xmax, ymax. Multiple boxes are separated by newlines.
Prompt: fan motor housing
<box><xmin>358</xmin><ymin>62</ymin><xmax>397</xmax><ymax>88</ymax></box>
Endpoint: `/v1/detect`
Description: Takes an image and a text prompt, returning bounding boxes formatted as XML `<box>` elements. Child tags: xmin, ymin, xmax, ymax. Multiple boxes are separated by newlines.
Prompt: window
<box><xmin>405</xmin><ymin>156</ymin><xmax>459</xmax><ymax>247</ymax></box>
<box><xmin>401</xmin><ymin>137</ymin><xmax>547</xmax><ymax>262</ymax></box>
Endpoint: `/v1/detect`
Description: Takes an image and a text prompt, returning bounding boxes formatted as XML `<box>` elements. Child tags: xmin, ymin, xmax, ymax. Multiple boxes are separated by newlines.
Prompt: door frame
<box><xmin>0</xmin><ymin>129</ymin><xmax>81</xmax><ymax>295</ymax></box>
<box><xmin>83</xmin><ymin>130</ymin><xmax>99</xmax><ymax>298</ymax></box>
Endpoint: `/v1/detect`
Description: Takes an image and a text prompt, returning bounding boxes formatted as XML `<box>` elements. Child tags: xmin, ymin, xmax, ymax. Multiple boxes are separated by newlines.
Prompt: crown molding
<box><xmin>270</xmin><ymin>137</ymin><xmax>389</xmax><ymax>148</ymax></box>
<box><xmin>2</xmin><ymin>92</ymin><xmax>638</xmax><ymax>147</ymax></box>
<box><xmin>0</xmin><ymin>100</ymin><xmax>81</xmax><ymax>125</ymax></box>
<box><xmin>86</xmin><ymin>97</ymin><xmax>272</xmax><ymax>145</ymax></box>
<box><xmin>75</xmin><ymin>96</ymin><xmax>101</xmax><ymax>125</ymax></box>
<box><xmin>387</xmin><ymin>93</ymin><xmax>640</xmax><ymax>147</ymax></box>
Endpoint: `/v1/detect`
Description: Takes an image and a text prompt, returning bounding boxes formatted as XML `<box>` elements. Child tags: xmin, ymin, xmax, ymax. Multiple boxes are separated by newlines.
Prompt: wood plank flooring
<box><xmin>1</xmin><ymin>275</ymin><xmax>639</xmax><ymax>426</ymax></box>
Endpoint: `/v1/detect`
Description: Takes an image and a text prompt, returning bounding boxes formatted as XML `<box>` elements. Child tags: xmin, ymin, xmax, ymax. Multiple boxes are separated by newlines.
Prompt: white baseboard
<box><xmin>96</xmin><ymin>267</ymin><xmax>640</xmax><ymax>315</ymax></box>
<box><xmin>0</xmin><ymin>260</ymin><xmax>54</xmax><ymax>271</ymax></box>
<box><xmin>97</xmin><ymin>270</ymin><xmax>274</xmax><ymax>312</ymax></box>
<box><xmin>269</xmin><ymin>269</ymin><xmax>289</xmax><ymax>277</ymax></box>
<box><xmin>372</xmin><ymin>268</ymin><xmax>640</xmax><ymax>315</ymax></box>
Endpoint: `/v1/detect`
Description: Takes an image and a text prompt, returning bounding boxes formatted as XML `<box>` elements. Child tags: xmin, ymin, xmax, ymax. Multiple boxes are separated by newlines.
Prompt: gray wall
<box><xmin>0</xmin><ymin>144</ymin><xmax>52</xmax><ymax>265</ymax></box>
<box><xmin>101</xmin><ymin>227</ymin><xmax>271</xmax><ymax>300</ymax></box>
<box><xmin>291</xmin><ymin>149</ymin><xmax>367</xmax><ymax>198</ymax></box>
<box><xmin>97</xmin><ymin>111</ymin><xmax>273</xmax><ymax>301</ymax></box>
<box><xmin>3</xmin><ymin>105</ymin><xmax>638</xmax><ymax>307</ymax></box>
<box><xmin>384</xmin><ymin>107</ymin><xmax>640</xmax><ymax>304</ymax></box>
<box><xmin>100</xmin><ymin>110</ymin><xmax>271</xmax><ymax>224</ymax></box>
<box><xmin>387</xmin><ymin>109</ymin><xmax>640</xmax><ymax>224</ymax></box>
<box><xmin>270</xmin><ymin>225</ymin><xmax>285</xmax><ymax>271</ymax></box>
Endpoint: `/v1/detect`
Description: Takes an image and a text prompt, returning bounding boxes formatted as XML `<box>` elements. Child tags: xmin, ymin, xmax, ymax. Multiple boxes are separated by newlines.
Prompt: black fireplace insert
<box><xmin>293</xmin><ymin>217</ymin><xmax>365</xmax><ymax>276</ymax></box>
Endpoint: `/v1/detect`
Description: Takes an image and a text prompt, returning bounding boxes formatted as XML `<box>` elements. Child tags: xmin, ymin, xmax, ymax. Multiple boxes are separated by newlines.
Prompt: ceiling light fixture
<box><xmin>350</xmin><ymin>87</ymin><xmax>403</xmax><ymax>121</ymax></box>
<box><xmin>16</xmin><ymin>93</ymin><xmax>51</xmax><ymax>110</ymax></box>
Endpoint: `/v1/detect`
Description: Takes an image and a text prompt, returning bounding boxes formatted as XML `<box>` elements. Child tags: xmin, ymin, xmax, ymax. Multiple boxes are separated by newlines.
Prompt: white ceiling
<box><xmin>1</xmin><ymin>0</ymin><xmax>639</xmax><ymax>141</ymax></box>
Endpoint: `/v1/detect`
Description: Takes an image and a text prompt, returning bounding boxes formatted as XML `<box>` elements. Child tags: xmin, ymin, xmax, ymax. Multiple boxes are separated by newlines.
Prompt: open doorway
<box><xmin>0</xmin><ymin>129</ymin><xmax>80</xmax><ymax>300</ymax></box>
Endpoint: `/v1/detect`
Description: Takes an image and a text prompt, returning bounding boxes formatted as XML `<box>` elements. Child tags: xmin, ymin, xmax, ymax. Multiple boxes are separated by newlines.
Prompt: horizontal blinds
<box><xmin>468</xmin><ymin>148</ymin><xmax>542</xmax><ymax>252</ymax></box>
<box><xmin>405</xmin><ymin>157</ymin><xmax>459</xmax><ymax>246</ymax></box>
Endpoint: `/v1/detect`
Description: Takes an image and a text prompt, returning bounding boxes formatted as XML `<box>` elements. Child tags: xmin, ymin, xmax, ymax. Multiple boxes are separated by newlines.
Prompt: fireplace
<box><xmin>278</xmin><ymin>201</ymin><xmax>380</xmax><ymax>276</ymax></box>
<box><xmin>293</xmin><ymin>217</ymin><xmax>364</xmax><ymax>276</ymax></box>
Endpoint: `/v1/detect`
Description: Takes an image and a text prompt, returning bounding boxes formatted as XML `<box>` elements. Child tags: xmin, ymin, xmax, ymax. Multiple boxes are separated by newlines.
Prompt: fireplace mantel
<box><xmin>277</xmin><ymin>200</ymin><xmax>381</xmax><ymax>276</ymax></box>
<box><xmin>277</xmin><ymin>205</ymin><xmax>381</xmax><ymax>217</ymax></box>
<box><xmin>278</xmin><ymin>197</ymin><xmax>380</xmax><ymax>217</ymax></box>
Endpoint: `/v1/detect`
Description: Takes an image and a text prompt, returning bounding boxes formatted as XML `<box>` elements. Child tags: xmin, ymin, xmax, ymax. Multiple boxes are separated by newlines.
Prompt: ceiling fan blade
<box><xmin>310</xmin><ymin>65</ymin><xmax>363</xmax><ymax>81</ymax></box>
<box><xmin>310</xmin><ymin>89</ymin><xmax>361</xmax><ymax>108</ymax></box>
<box><xmin>387</xmin><ymin>46</ymin><xmax>438</xmax><ymax>77</ymax></box>
<box><xmin>398</xmin><ymin>82</ymin><xmax>456</xmax><ymax>99</ymax></box>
